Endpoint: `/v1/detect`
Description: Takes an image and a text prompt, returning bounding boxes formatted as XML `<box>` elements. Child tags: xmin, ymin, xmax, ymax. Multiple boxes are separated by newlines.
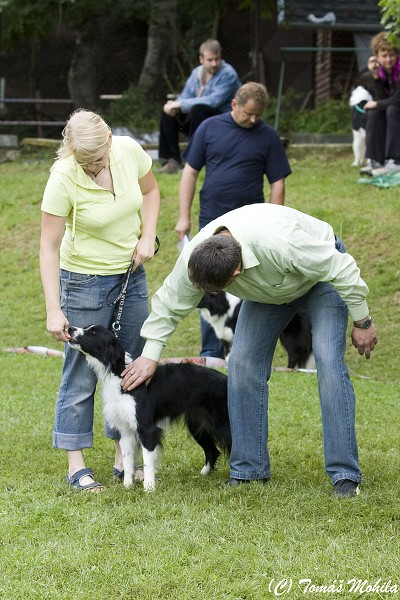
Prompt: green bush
<box><xmin>264</xmin><ymin>92</ymin><xmax>351</xmax><ymax>136</ymax></box>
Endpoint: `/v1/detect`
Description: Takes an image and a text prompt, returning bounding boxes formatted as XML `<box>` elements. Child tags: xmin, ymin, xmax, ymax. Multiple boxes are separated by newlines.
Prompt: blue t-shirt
<box><xmin>184</xmin><ymin>112</ymin><xmax>291</xmax><ymax>223</ymax></box>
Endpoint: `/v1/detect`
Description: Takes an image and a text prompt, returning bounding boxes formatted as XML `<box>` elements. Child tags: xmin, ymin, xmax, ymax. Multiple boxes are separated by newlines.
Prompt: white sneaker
<box><xmin>371</xmin><ymin>159</ymin><xmax>400</xmax><ymax>176</ymax></box>
<box><xmin>359</xmin><ymin>159</ymin><xmax>383</xmax><ymax>176</ymax></box>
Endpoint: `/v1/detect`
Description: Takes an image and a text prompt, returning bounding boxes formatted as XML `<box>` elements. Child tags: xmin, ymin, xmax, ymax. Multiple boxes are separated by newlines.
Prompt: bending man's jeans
<box><xmin>227</xmin><ymin>237</ymin><xmax>361</xmax><ymax>485</ymax></box>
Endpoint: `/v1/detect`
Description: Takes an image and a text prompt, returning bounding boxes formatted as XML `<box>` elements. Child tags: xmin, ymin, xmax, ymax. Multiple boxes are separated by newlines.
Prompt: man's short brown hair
<box><xmin>235</xmin><ymin>82</ymin><xmax>269</xmax><ymax>108</ymax></box>
<box><xmin>188</xmin><ymin>235</ymin><xmax>242</xmax><ymax>290</ymax></box>
<box><xmin>199</xmin><ymin>39</ymin><xmax>222</xmax><ymax>57</ymax></box>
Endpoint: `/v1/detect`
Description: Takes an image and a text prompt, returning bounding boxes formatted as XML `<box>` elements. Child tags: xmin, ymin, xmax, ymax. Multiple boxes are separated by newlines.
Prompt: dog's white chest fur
<box><xmin>103</xmin><ymin>374</ymin><xmax>138</xmax><ymax>434</ymax></box>
<box><xmin>86</xmin><ymin>355</ymin><xmax>138</xmax><ymax>434</ymax></box>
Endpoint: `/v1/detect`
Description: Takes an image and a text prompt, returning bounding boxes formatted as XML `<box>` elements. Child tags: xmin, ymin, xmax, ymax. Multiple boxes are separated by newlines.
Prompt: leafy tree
<box><xmin>378</xmin><ymin>0</ymin><xmax>400</xmax><ymax>45</ymax></box>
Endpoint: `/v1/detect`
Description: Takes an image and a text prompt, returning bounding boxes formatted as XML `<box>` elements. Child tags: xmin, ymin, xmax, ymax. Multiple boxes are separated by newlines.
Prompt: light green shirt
<box><xmin>41</xmin><ymin>136</ymin><xmax>152</xmax><ymax>274</ymax></box>
<box><xmin>141</xmin><ymin>204</ymin><xmax>370</xmax><ymax>362</ymax></box>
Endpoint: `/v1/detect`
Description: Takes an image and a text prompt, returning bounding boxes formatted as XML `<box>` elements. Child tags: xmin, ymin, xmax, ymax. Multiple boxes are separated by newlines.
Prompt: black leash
<box><xmin>106</xmin><ymin>236</ymin><xmax>160</xmax><ymax>336</ymax></box>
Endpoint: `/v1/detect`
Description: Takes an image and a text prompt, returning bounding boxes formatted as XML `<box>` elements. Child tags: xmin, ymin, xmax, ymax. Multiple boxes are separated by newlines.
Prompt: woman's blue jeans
<box><xmin>228</xmin><ymin>280</ymin><xmax>361</xmax><ymax>485</ymax></box>
<box><xmin>53</xmin><ymin>266</ymin><xmax>149</xmax><ymax>450</ymax></box>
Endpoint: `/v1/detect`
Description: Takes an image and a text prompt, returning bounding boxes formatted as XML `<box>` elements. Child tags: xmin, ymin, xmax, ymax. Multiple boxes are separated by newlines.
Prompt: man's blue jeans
<box><xmin>227</xmin><ymin>280</ymin><xmax>361</xmax><ymax>485</ymax></box>
<box><xmin>53</xmin><ymin>266</ymin><xmax>149</xmax><ymax>450</ymax></box>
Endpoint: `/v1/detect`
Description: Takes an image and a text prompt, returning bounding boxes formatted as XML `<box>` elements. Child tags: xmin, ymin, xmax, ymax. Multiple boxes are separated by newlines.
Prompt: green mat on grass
<box><xmin>358</xmin><ymin>171</ymin><xmax>400</xmax><ymax>188</ymax></box>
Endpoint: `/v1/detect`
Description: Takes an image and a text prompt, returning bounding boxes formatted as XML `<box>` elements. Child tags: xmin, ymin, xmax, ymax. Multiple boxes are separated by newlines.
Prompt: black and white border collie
<box><xmin>349</xmin><ymin>85</ymin><xmax>372</xmax><ymax>167</ymax></box>
<box><xmin>198</xmin><ymin>292</ymin><xmax>242</xmax><ymax>358</ymax></box>
<box><xmin>68</xmin><ymin>325</ymin><xmax>231</xmax><ymax>491</ymax></box>
<box><xmin>198</xmin><ymin>292</ymin><xmax>314</xmax><ymax>369</ymax></box>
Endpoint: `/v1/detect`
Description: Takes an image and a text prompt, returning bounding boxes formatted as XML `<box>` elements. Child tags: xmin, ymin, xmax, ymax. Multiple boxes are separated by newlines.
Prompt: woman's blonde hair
<box><xmin>56</xmin><ymin>108</ymin><xmax>111</xmax><ymax>164</ymax></box>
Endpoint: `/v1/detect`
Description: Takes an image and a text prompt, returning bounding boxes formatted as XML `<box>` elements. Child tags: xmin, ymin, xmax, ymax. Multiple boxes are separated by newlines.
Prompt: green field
<box><xmin>0</xmin><ymin>145</ymin><xmax>399</xmax><ymax>599</ymax></box>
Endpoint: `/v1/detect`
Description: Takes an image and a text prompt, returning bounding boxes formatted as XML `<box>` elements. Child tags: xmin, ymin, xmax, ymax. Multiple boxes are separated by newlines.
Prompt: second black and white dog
<box><xmin>68</xmin><ymin>325</ymin><xmax>231</xmax><ymax>491</ymax></box>
<box><xmin>349</xmin><ymin>85</ymin><xmax>372</xmax><ymax>167</ymax></box>
<box><xmin>198</xmin><ymin>292</ymin><xmax>242</xmax><ymax>358</ymax></box>
<box><xmin>198</xmin><ymin>292</ymin><xmax>314</xmax><ymax>369</ymax></box>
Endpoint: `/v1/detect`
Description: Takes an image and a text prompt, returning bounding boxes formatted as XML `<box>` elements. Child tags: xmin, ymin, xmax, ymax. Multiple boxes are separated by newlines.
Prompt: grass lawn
<box><xmin>0</xmin><ymin>144</ymin><xmax>399</xmax><ymax>599</ymax></box>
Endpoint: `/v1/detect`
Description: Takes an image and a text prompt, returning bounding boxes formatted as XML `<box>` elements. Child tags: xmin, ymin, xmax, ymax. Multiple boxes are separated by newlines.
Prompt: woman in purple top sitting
<box><xmin>360</xmin><ymin>32</ymin><xmax>400</xmax><ymax>177</ymax></box>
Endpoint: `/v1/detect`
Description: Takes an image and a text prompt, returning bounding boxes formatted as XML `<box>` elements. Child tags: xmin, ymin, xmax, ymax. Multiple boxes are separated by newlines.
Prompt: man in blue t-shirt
<box><xmin>175</xmin><ymin>82</ymin><xmax>291</xmax><ymax>358</ymax></box>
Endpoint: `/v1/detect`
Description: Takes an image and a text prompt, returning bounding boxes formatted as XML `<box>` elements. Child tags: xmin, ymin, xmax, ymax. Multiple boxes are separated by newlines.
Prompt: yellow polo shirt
<box><xmin>41</xmin><ymin>135</ymin><xmax>152</xmax><ymax>274</ymax></box>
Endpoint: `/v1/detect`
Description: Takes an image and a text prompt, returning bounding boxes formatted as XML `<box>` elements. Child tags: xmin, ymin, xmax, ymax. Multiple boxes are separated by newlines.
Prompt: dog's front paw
<box><xmin>143</xmin><ymin>479</ymin><xmax>156</xmax><ymax>492</ymax></box>
<box><xmin>123</xmin><ymin>475</ymin><xmax>134</xmax><ymax>488</ymax></box>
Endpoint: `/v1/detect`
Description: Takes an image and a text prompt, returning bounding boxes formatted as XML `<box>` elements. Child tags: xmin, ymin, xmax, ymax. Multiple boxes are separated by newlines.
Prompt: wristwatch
<box><xmin>353</xmin><ymin>317</ymin><xmax>373</xmax><ymax>329</ymax></box>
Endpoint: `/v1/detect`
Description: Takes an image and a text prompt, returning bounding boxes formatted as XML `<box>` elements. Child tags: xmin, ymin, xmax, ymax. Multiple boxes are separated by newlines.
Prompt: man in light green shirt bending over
<box><xmin>122</xmin><ymin>204</ymin><xmax>378</xmax><ymax>498</ymax></box>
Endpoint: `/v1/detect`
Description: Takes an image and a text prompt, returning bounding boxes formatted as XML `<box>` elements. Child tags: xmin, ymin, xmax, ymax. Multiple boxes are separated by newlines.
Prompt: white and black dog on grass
<box><xmin>198</xmin><ymin>292</ymin><xmax>242</xmax><ymax>359</ymax></box>
<box><xmin>198</xmin><ymin>292</ymin><xmax>314</xmax><ymax>369</ymax></box>
<box><xmin>68</xmin><ymin>324</ymin><xmax>231</xmax><ymax>491</ymax></box>
<box><xmin>349</xmin><ymin>85</ymin><xmax>372</xmax><ymax>167</ymax></box>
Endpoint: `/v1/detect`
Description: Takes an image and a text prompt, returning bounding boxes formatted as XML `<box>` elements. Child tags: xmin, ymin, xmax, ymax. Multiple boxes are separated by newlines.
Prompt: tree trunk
<box><xmin>138</xmin><ymin>0</ymin><xmax>178</xmax><ymax>100</ymax></box>
<box><xmin>68</xmin><ymin>28</ymin><xmax>103</xmax><ymax>111</ymax></box>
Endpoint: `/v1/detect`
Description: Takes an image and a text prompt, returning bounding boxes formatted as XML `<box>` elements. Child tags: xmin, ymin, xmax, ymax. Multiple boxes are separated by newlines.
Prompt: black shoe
<box><xmin>333</xmin><ymin>479</ymin><xmax>360</xmax><ymax>498</ymax></box>
<box><xmin>227</xmin><ymin>477</ymin><xmax>270</xmax><ymax>487</ymax></box>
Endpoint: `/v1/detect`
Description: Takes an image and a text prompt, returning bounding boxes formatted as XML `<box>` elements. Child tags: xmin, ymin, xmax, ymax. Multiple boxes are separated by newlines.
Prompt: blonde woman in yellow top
<box><xmin>40</xmin><ymin>109</ymin><xmax>160</xmax><ymax>492</ymax></box>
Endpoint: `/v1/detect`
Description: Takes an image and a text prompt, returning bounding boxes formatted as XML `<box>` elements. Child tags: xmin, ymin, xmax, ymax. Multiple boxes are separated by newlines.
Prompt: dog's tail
<box><xmin>185</xmin><ymin>411</ymin><xmax>231</xmax><ymax>454</ymax></box>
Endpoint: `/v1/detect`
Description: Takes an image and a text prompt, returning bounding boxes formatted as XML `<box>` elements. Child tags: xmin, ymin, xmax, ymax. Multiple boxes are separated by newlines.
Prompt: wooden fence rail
<box><xmin>0</xmin><ymin>97</ymin><xmax>73</xmax><ymax>136</ymax></box>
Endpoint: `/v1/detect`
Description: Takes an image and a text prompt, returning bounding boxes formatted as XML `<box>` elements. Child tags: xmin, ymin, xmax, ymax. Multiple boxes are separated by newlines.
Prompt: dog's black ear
<box><xmin>104</xmin><ymin>332</ymin><xmax>126</xmax><ymax>373</ymax></box>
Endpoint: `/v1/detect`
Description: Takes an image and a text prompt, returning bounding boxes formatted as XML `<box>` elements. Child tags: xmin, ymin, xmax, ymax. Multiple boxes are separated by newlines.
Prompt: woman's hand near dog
<box><xmin>364</xmin><ymin>99</ymin><xmax>378</xmax><ymax>110</ymax></box>
<box><xmin>47</xmin><ymin>308</ymin><xmax>70</xmax><ymax>342</ymax></box>
<box><xmin>121</xmin><ymin>357</ymin><xmax>158</xmax><ymax>390</ymax></box>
